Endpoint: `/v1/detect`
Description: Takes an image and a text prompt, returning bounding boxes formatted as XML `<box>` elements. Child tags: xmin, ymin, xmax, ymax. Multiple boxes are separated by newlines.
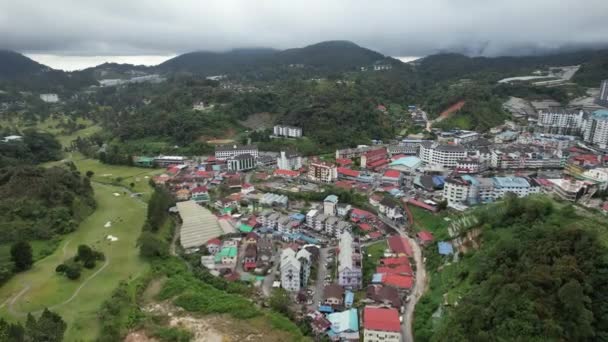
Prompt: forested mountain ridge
<box><xmin>0</xmin><ymin>50</ymin><xmax>49</xmax><ymax>79</ymax></box>
<box><xmin>156</xmin><ymin>40</ymin><xmax>393</xmax><ymax>75</ymax></box>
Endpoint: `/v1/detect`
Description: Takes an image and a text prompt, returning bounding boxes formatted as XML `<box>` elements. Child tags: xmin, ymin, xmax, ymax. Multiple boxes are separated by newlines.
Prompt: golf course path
<box><xmin>7</xmin><ymin>257</ymin><xmax>110</xmax><ymax>317</ymax></box>
<box><xmin>62</xmin><ymin>238</ymin><xmax>72</xmax><ymax>258</ymax></box>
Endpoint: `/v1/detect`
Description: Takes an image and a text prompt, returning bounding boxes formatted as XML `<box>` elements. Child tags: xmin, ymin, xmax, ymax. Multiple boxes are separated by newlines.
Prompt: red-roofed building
<box><xmin>405</xmin><ymin>198</ymin><xmax>438</xmax><ymax>212</ymax></box>
<box><xmin>359</xmin><ymin>223</ymin><xmax>373</xmax><ymax>232</ymax></box>
<box><xmin>387</xmin><ymin>236</ymin><xmax>413</xmax><ymax>257</ymax></box>
<box><xmin>382</xmin><ymin>274</ymin><xmax>414</xmax><ymax>290</ymax></box>
<box><xmin>376</xmin><ymin>263</ymin><xmax>412</xmax><ymax>276</ymax></box>
<box><xmin>336</xmin><ymin>158</ymin><xmax>353</xmax><ymax>167</ymax></box>
<box><xmin>361</xmin><ymin>147</ymin><xmax>388</xmax><ymax>169</ymax></box>
<box><xmin>241</xmin><ymin>183</ymin><xmax>255</xmax><ymax>195</ymax></box>
<box><xmin>206</xmin><ymin>238</ymin><xmax>221</xmax><ymax>254</ymax></box>
<box><xmin>382</xmin><ymin>169</ymin><xmax>402</xmax><ymax>184</ymax></box>
<box><xmin>274</xmin><ymin>169</ymin><xmax>300</xmax><ymax>178</ymax></box>
<box><xmin>368</xmin><ymin>231</ymin><xmax>383</xmax><ymax>240</ymax></box>
<box><xmin>381</xmin><ymin>257</ymin><xmax>409</xmax><ymax>267</ymax></box>
<box><xmin>367</xmin><ymin>158</ymin><xmax>389</xmax><ymax>169</ymax></box>
<box><xmin>417</xmin><ymin>231</ymin><xmax>434</xmax><ymax>246</ymax></box>
<box><xmin>338</xmin><ymin>167</ymin><xmax>360</xmax><ymax>179</ymax></box>
<box><xmin>335</xmin><ymin>180</ymin><xmax>355</xmax><ymax>190</ymax></box>
<box><xmin>196</xmin><ymin>170</ymin><xmax>214</xmax><ymax>178</ymax></box>
<box><xmin>363</xmin><ymin>307</ymin><xmax>401</xmax><ymax>341</ymax></box>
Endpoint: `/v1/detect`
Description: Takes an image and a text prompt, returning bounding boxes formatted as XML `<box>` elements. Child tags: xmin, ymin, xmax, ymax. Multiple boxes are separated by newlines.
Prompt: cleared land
<box><xmin>0</xmin><ymin>183</ymin><xmax>148</xmax><ymax>341</ymax></box>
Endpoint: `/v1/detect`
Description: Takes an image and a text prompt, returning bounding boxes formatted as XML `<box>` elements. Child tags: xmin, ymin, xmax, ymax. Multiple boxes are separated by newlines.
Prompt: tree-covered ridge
<box><xmin>0</xmin><ymin>130</ymin><xmax>63</xmax><ymax>167</ymax></box>
<box><xmin>0</xmin><ymin>165</ymin><xmax>95</xmax><ymax>243</ymax></box>
<box><xmin>418</xmin><ymin>197</ymin><xmax>608</xmax><ymax>341</ymax></box>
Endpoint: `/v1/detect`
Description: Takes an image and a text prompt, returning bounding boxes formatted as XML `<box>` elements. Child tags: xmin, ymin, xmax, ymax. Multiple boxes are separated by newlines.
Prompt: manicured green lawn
<box><xmin>70</xmin><ymin>153</ymin><xmax>163</xmax><ymax>201</ymax></box>
<box><xmin>362</xmin><ymin>241</ymin><xmax>387</xmax><ymax>285</ymax></box>
<box><xmin>409</xmin><ymin>206</ymin><xmax>450</xmax><ymax>240</ymax></box>
<box><xmin>0</xmin><ymin>183</ymin><xmax>148</xmax><ymax>341</ymax></box>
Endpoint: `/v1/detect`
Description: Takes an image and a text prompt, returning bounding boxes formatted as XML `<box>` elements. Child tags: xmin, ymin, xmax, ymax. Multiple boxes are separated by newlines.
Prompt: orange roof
<box><xmin>383</xmin><ymin>274</ymin><xmax>413</xmax><ymax>289</ymax></box>
<box><xmin>274</xmin><ymin>169</ymin><xmax>299</xmax><ymax>177</ymax></box>
<box><xmin>364</xmin><ymin>307</ymin><xmax>400</xmax><ymax>332</ymax></box>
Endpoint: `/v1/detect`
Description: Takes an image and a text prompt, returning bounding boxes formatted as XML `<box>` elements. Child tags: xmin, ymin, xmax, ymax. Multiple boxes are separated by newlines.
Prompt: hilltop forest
<box><xmin>415</xmin><ymin>196</ymin><xmax>608</xmax><ymax>341</ymax></box>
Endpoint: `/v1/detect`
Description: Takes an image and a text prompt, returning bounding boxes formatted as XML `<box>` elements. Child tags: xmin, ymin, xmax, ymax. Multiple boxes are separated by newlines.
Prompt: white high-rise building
<box><xmin>277</xmin><ymin>151</ymin><xmax>302</xmax><ymax>170</ymax></box>
<box><xmin>583</xmin><ymin>109</ymin><xmax>608</xmax><ymax>149</ymax></box>
<box><xmin>536</xmin><ymin>109</ymin><xmax>585</xmax><ymax>135</ymax></box>
<box><xmin>273</xmin><ymin>125</ymin><xmax>302</xmax><ymax>138</ymax></box>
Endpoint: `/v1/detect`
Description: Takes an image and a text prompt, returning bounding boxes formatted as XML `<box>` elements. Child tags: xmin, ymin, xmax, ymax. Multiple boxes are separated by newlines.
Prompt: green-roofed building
<box><xmin>133</xmin><ymin>156</ymin><xmax>155</xmax><ymax>167</ymax></box>
<box><xmin>215</xmin><ymin>246</ymin><xmax>238</xmax><ymax>264</ymax></box>
<box><xmin>239</xmin><ymin>224</ymin><xmax>254</xmax><ymax>233</ymax></box>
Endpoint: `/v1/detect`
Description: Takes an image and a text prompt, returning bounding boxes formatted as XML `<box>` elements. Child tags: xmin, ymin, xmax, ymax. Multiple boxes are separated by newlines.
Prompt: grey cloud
<box><xmin>1</xmin><ymin>0</ymin><xmax>608</xmax><ymax>57</ymax></box>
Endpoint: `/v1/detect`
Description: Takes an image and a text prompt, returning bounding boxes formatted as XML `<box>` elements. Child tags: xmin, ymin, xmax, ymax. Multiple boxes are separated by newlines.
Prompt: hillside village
<box><xmin>94</xmin><ymin>79</ymin><xmax>608</xmax><ymax>341</ymax></box>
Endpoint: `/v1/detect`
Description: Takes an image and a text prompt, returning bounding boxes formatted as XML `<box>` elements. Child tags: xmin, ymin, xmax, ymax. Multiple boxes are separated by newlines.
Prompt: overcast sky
<box><xmin>2</xmin><ymin>0</ymin><xmax>608</xmax><ymax>70</ymax></box>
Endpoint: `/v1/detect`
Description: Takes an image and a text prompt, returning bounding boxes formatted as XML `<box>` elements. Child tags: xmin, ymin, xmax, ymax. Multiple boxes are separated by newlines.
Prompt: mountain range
<box><xmin>1</xmin><ymin>40</ymin><xmax>607</xmax><ymax>88</ymax></box>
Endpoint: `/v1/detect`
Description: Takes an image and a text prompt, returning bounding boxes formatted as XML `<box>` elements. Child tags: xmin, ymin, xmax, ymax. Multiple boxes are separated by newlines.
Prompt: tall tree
<box><xmin>10</xmin><ymin>241</ymin><xmax>33</xmax><ymax>272</ymax></box>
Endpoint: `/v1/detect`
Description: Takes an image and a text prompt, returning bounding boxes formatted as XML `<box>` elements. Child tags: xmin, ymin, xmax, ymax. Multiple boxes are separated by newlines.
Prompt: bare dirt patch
<box><xmin>137</xmin><ymin>301</ymin><xmax>293</xmax><ymax>342</ymax></box>
<box><xmin>238</xmin><ymin>112</ymin><xmax>276</xmax><ymax>131</ymax></box>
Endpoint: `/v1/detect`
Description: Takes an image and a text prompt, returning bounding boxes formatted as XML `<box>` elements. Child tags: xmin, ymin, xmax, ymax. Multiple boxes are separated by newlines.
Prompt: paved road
<box><xmin>262</xmin><ymin>254</ymin><xmax>280</xmax><ymax>297</ymax></box>
<box><xmin>309</xmin><ymin>247</ymin><xmax>329</xmax><ymax>310</ymax></box>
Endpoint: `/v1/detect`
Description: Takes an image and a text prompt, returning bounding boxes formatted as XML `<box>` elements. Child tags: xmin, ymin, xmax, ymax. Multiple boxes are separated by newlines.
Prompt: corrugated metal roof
<box><xmin>177</xmin><ymin>200</ymin><xmax>223</xmax><ymax>249</ymax></box>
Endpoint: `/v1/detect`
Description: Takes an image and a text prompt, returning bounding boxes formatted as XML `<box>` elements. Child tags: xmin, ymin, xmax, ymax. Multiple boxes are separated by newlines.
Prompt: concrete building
<box><xmin>454</xmin><ymin>131</ymin><xmax>480</xmax><ymax>145</ymax></box>
<box><xmin>338</xmin><ymin>231</ymin><xmax>362</xmax><ymax>290</ymax></box>
<box><xmin>273</xmin><ymin>125</ymin><xmax>302</xmax><ymax>138</ymax></box>
<box><xmin>363</xmin><ymin>307</ymin><xmax>401</xmax><ymax>342</ymax></box>
<box><xmin>493</xmin><ymin>177</ymin><xmax>540</xmax><ymax>198</ymax></box>
<box><xmin>277</xmin><ymin>150</ymin><xmax>302</xmax><ymax>170</ymax></box>
<box><xmin>40</xmin><ymin>93</ymin><xmax>59</xmax><ymax>103</ymax></box>
<box><xmin>490</xmin><ymin>146</ymin><xmax>565</xmax><ymax>170</ymax></box>
<box><xmin>215</xmin><ymin>144</ymin><xmax>259</xmax><ymax>160</ymax></box>
<box><xmin>324</xmin><ymin>194</ymin><xmax>339</xmax><ymax>216</ymax></box>
<box><xmin>227</xmin><ymin>153</ymin><xmax>256</xmax><ymax>171</ymax></box>
<box><xmin>153</xmin><ymin>155</ymin><xmax>187</xmax><ymax>167</ymax></box>
<box><xmin>536</xmin><ymin>109</ymin><xmax>585</xmax><ymax>135</ymax></box>
<box><xmin>280</xmin><ymin>248</ymin><xmax>301</xmax><ymax>291</ymax></box>
<box><xmin>598</xmin><ymin>80</ymin><xmax>608</xmax><ymax>107</ymax></box>
<box><xmin>360</xmin><ymin>147</ymin><xmax>388</xmax><ymax>169</ymax></box>
<box><xmin>548</xmin><ymin>178</ymin><xmax>596</xmax><ymax>202</ymax></box>
<box><xmin>583</xmin><ymin>109</ymin><xmax>608</xmax><ymax>148</ymax></box>
<box><xmin>308</xmin><ymin>160</ymin><xmax>338</xmax><ymax>183</ymax></box>
<box><xmin>419</xmin><ymin>142</ymin><xmax>466</xmax><ymax>168</ymax></box>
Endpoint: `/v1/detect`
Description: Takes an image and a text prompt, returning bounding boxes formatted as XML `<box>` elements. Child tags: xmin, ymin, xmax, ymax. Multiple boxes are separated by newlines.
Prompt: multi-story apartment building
<box><xmin>517</xmin><ymin>132</ymin><xmax>579</xmax><ymax>150</ymax></box>
<box><xmin>227</xmin><ymin>154</ymin><xmax>256</xmax><ymax>171</ymax></box>
<box><xmin>536</xmin><ymin>109</ymin><xmax>585</xmax><ymax>135</ymax></box>
<box><xmin>388</xmin><ymin>141</ymin><xmax>420</xmax><ymax>156</ymax></box>
<box><xmin>443</xmin><ymin>176</ymin><xmax>539</xmax><ymax>205</ymax></box>
<box><xmin>277</xmin><ymin>150</ymin><xmax>303</xmax><ymax>170</ymax></box>
<box><xmin>360</xmin><ymin>147</ymin><xmax>388</xmax><ymax>169</ymax></box>
<box><xmin>583</xmin><ymin>109</ymin><xmax>608</xmax><ymax>148</ymax></box>
<box><xmin>306</xmin><ymin>209</ymin><xmax>319</xmax><ymax>229</ymax></box>
<box><xmin>453</xmin><ymin>131</ymin><xmax>480</xmax><ymax>145</ymax></box>
<box><xmin>598</xmin><ymin>79</ymin><xmax>608</xmax><ymax>107</ymax></box>
<box><xmin>490</xmin><ymin>146</ymin><xmax>565</xmax><ymax>170</ymax></box>
<box><xmin>419</xmin><ymin>142</ymin><xmax>467</xmax><ymax>168</ymax></box>
<box><xmin>338</xmin><ymin>231</ymin><xmax>362</xmax><ymax>290</ymax></box>
<box><xmin>273</xmin><ymin>125</ymin><xmax>303</xmax><ymax>138</ymax></box>
<box><xmin>280</xmin><ymin>248</ymin><xmax>301</xmax><ymax>292</ymax></box>
<box><xmin>215</xmin><ymin>144</ymin><xmax>259</xmax><ymax>160</ymax></box>
<box><xmin>492</xmin><ymin>176</ymin><xmax>541</xmax><ymax>198</ymax></box>
<box><xmin>323</xmin><ymin>194</ymin><xmax>338</xmax><ymax>216</ymax></box>
<box><xmin>308</xmin><ymin>160</ymin><xmax>338</xmax><ymax>183</ymax></box>
<box><xmin>314</xmin><ymin>214</ymin><xmax>328</xmax><ymax>232</ymax></box>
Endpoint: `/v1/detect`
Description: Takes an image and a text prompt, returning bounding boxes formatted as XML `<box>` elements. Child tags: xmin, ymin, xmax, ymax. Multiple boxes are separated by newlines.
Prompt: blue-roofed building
<box><xmin>372</xmin><ymin>273</ymin><xmax>384</xmax><ymax>284</ymax></box>
<box><xmin>327</xmin><ymin>308</ymin><xmax>359</xmax><ymax>340</ymax></box>
<box><xmin>290</xmin><ymin>213</ymin><xmax>306</xmax><ymax>222</ymax></box>
<box><xmin>493</xmin><ymin>176</ymin><xmax>540</xmax><ymax>198</ymax></box>
<box><xmin>344</xmin><ymin>291</ymin><xmax>354</xmax><ymax>308</ymax></box>
<box><xmin>432</xmin><ymin>175</ymin><xmax>445</xmax><ymax>188</ymax></box>
<box><xmin>389</xmin><ymin>156</ymin><xmax>423</xmax><ymax>172</ymax></box>
<box><xmin>584</xmin><ymin>109</ymin><xmax>608</xmax><ymax>148</ymax></box>
<box><xmin>324</xmin><ymin>194</ymin><xmax>339</xmax><ymax>216</ymax></box>
<box><xmin>319</xmin><ymin>305</ymin><xmax>334</xmax><ymax>313</ymax></box>
<box><xmin>438</xmin><ymin>241</ymin><xmax>454</xmax><ymax>255</ymax></box>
